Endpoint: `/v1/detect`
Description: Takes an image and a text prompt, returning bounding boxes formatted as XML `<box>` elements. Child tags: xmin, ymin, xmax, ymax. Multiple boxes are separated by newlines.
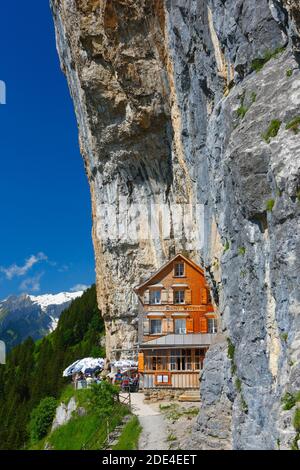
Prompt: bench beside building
<box><xmin>135</xmin><ymin>254</ymin><xmax>217</xmax><ymax>390</ymax></box>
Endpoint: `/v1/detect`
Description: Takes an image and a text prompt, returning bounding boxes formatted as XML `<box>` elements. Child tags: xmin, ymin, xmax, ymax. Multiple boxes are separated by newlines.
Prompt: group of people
<box><xmin>73</xmin><ymin>371</ymin><xmax>104</xmax><ymax>389</ymax></box>
<box><xmin>72</xmin><ymin>369</ymin><xmax>139</xmax><ymax>391</ymax></box>
<box><xmin>113</xmin><ymin>370</ymin><xmax>139</xmax><ymax>391</ymax></box>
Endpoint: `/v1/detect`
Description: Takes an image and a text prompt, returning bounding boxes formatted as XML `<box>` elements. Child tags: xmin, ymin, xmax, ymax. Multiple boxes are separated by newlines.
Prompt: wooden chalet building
<box><xmin>135</xmin><ymin>254</ymin><xmax>217</xmax><ymax>390</ymax></box>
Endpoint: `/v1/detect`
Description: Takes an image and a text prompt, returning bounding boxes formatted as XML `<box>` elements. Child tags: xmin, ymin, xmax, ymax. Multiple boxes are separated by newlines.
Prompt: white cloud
<box><xmin>70</xmin><ymin>284</ymin><xmax>89</xmax><ymax>292</ymax></box>
<box><xmin>58</xmin><ymin>264</ymin><xmax>69</xmax><ymax>273</ymax></box>
<box><xmin>19</xmin><ymin>273</ymin><xmax>44</xmax><ymax>293</ymax></box>
<box><xmin>0</xmin><ymin>252</ymin><xmax>48</xmax><ymax>280</ymax></box>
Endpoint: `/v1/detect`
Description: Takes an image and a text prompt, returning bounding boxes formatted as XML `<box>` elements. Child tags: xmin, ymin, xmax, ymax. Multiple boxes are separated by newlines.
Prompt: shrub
<box><xmin>227</xmin><ymin>338</ymin><xmax>235</xmax><ymax>360</ymax></box>
<box><xmin>237</xmin><ymin>106</ymin><xmax>248</xmax><ymax>119</ymax></box>
<box><xmin>286</xmin><ymin>69</ymin><xmax>293</xmax><ymax>77</ymax></box>
<box><xmin>291</xmin><ymin>434</ymin><xmax>300</xmax><ymax>450</ymax></box>
<box><xmin>29</xmin><ymin>396</ymin><xmax>57</xmax><ymax>442</ymax></box>
<box><xmin>266</xmin><ymin>199</ymin><xmax>275</xmax><ymax>211</ymax></box>
<box><xmin>282</xmin><ymin>392</ymin><xmax>296</xmax><ymax>411</ymax></box>
<box><xmin>251</xmin><ymin>47</ymin><xmax>285</xmax><ymax>72</ymax></box>
<box><xmin>280</xmin><ymin>332</ymin><xmax>288</xmax><ymax>343</ymax></box>
<box><xmin>238</xmin><ymin>247</ymin><xmax>246</xmax><ymax>256</ymax></box>
<box><xmin>262</xmin><ymin>120</ymin><xmax>282</xmax><ymax>143</ymax></box>
<box><xmin>88</xmin><ymin>382</ymin><xmax>120</xmax><ymax>418</ymax></box>
<box><xmin>236</xmin><ymin>90</ymin><xmax>254</xmax><ymax>120</ymax></box>
<box><xmin>241</xmin><ymin>395</ymin><xmax>248</xmax><ymax>413</ymax></box>
<box><xmin>286</xmin><ymin>116</ymin><xmax>300</xmax><ymax>134</ymax></box>
<box><xmin>251</xmin><ymin>92</ymin><xmax>257</xmax><ymax>103</ymax></box>
<box><xmin>293</xmin><ymin>408</ymin><xmax>300</xmax><ymax>432</ymax></box>
<box><xmin>223</xmin><ymin>240</ymin><xmax>230</xmax><ymax>252</ymax></box>
<box><xmin>235</xmin><ymin>378</ymin><xmax>242</xmax><ymax>392</ymax></box>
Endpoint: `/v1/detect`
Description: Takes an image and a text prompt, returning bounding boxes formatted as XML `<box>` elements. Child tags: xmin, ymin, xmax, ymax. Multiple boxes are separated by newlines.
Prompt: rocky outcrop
<box><xmin>51</xmin><ymin>397</ymin><xmax>77</xmax><ymax>432</ymax></box>
<box><xmin>51</xmin><ymin>0</ymin><xmax>300</xmax><ymax>449</ymax></box>
<box><xmin>50</xmin><ymin>0</ymin><xmax>201</xmax><ymax>358</ymax></box>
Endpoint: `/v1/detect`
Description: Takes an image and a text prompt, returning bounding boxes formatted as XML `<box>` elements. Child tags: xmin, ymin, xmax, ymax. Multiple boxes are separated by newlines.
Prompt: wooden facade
<box><xmin>135</xmin><ymin>254</ymin><xmax>217</xmax><ymax>389</ymax></box>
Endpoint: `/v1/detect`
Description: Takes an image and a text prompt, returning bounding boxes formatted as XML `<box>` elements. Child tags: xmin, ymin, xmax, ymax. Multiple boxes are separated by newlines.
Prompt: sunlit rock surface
<box><xmin>51</xmin><ymin>0</ymin><xmax>300</xmax><ymax>449</ymax></box>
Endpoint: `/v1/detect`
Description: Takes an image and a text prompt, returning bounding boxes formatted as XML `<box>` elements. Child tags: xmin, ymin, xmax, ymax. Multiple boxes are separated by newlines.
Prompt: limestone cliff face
<box><xmin>51</xmin><ymin>0</ymin><xmax>300</xmax><ymax>449</ymax></box>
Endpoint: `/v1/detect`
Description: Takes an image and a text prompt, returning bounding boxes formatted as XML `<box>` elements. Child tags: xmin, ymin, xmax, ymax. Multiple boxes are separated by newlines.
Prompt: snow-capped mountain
<box><xmin>0</xmin><ymin>290</ymin><xmax>83</xmax><ymax>351</ymax></box>
<box><xmin>29</xmin><ymin>291</ymin><xmax>83</xmax><ymax>310</ymax></box>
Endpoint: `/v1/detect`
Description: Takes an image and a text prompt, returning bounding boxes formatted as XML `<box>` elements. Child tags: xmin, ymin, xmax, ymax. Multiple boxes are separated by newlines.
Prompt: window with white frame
<box><xmin>170</xmin><ymin>349</ymin><xmax>192</xmax><ymax>371</ymax></box>
<box><xmin>150</xmin><ymin>319</ymin><xmax>162</xmax><ymax>335</ymax></box>
<box><xmin>174</xmin><ymin>318</ymin><xmax>186</xmax><ymax>334</ymax></box>
<box><xmin>149</xmin><ymin>289</ymin><xmax>161</xmax><ymax>304</ymax></box>
<box><xmin>208</xmin><ymin>318</ymin><xmax>218</xmax><ymax>333</ymax></box>
<box><xmin>174</xmin><ymin>289</ymin><xmax>185</xmax><ymax>304</ymax></box>
<box><xmin>174</xmin><ymin>262</ymin><xmax>184</xmax><ymax>277</ymax></box>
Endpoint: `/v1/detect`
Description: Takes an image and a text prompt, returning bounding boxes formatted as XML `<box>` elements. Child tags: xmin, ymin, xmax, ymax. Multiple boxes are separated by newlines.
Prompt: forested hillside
<box><xmin>0</xmin><ymin>285</ymin><xmax>105</xmax><ymax>450</ymax></box>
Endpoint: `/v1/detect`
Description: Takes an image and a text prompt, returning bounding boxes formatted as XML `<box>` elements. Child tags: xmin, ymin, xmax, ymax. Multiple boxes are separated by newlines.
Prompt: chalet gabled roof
<box><xmin>134</xmin><ymin>253</ymin><xmax>204</xmax><ymax>292</ymax></box>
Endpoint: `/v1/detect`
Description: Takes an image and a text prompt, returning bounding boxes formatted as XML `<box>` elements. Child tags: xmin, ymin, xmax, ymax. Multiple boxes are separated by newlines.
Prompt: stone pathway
<box><xmin>129</xmin><ymin>393</ymin><xmax>169</xmax><ymax>450</ymax></box>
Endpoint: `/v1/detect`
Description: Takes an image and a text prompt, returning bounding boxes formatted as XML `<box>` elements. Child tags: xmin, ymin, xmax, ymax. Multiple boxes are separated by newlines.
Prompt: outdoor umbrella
<box><xmin>63</xmin><ymin>357</ymin><xmax>105</xmax><ymax>377</ymax></box>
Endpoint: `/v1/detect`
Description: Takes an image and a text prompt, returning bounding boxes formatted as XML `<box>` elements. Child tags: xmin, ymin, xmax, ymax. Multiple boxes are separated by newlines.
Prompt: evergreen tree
<box><xmin>0</xmin><ymin>285</ymin><xmax>104</xmax><ymax>449</ymax></box>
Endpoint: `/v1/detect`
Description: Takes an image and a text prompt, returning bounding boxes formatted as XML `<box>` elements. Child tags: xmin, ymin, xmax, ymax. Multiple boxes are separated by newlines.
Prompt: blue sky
<box><xmin>0</xmin><ymin>3</ymin><xmax>95</xmax><ymax>298</ymax></box>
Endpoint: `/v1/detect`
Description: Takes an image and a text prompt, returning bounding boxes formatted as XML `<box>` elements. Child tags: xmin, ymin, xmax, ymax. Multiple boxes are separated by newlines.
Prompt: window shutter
<box><xmin>138</xmin><ymin>352</ymin><xmax>144</xmax><ymax>372</ymax></box>
<box><xmin>201</xmin><ymin>288</ymin><xmax>208</xmax><ymax>304</ymax></box>
<box><xmin>161</xmin><ymin>289</ymin><xmax>168</xmax><ymax>304</ymax></box>
<box><xmin>199</xmin><ymin>317</ymin><xmax>207</xmax><ymax>333</ymax></box>
<box><xmin>162</xmin><ymin>318</ymin><xmax>169</xmax><ymax>334</ymax></box>
<box><xmin>168</xmin><ymin>289</ymin><xmax>174</xmax><ymax>303</ymax></box>
<box><xmin>186</xmin><ymin>317</ymin><xmax>194</xmax><ymax>333</ymax></box>
<box><xmin>185</xmin><ymin>289</ymin><xmax>192</xmax><ymax>304</ymax></box>
<box><xmin>143</xmin><ymin>318</ymin><xmax>150</xmax><ymax>335</ymax></box>
<box><xmin>144</xmin><ymin>289</ymin><xmax>150</xmax><ymax>304</ymax></box>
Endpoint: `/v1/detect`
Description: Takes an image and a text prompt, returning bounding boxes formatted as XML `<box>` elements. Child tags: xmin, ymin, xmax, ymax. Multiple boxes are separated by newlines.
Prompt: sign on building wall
<box><xmin>0</xmin><ymin>340</ymin><xmax>6</xmax><ymax>364</ymax></box>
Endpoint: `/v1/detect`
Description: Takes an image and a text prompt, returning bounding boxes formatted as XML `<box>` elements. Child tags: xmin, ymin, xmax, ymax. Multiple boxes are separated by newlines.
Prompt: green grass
<box><xmin>167</xmin><ymin>433</ymin><xmax>177</xmax><ymax>442</ymax></box>
<box><xmin>251</xmin><ymin>47</ymin><xmax>285</xmax><ymax>72</ymax></box>
<box><xmin>59</xmin><ymin>385</ymin><xmax>91</xmax><ymax>407</ymax></box>
<box><xmin>238</xmin><ymin>247</ymin><xmax>246</xmax><ymax>256</ymax></box>
<box><xmin>286</xmin><ymin>69</ymin><xmax>293</xmax><ymax>77</ymax></box>
<box><xmin>160</xmin><ymin>403</ymin><xmax>199</xmax><ymax>422</ymax></box>
<box><xmin>49</xmin><ymin>412</ymin><xmax>101</xmax><ymax>450</ymax></box>
<box><xmin>251</xmin><ymin>92</ymin><xmax>257</xmax><ymax>103</ymax></box>
<box><xmin>48</xmin><ymin>402</ymin><xmax>128</xmax><ymax>450</ymax></box>
<box><xmin>266</xmin><ymin>199</ymin><xmax>275</xmax><ymax>211</ymax></box>
<box><xmin>159</xmin><ymin>403</ymin><xmax>172</xmax><ymax>411</ymax></box>
<box><xmin>262</xmin><ymin>120</ymin><xmax>282</xmax><ymax>143</ymax></box>
<box><xmin>28</xmin><ymin>437</ymin><xmax>47</xmax><ymax>450</ymax></box>
<box><xmin>113</xmin><ymin>415</ymin><xmax>142</xmax><ymax>450</ymax></box>
<box><xmin>182</xmin><ymin>407</ymin><xmax>199</xmax><ymax>417</ymax></box>
<box><xmin>286</xmin><ymin>116</ymin><xmax>300</xmax><ymax>134</ymax></box>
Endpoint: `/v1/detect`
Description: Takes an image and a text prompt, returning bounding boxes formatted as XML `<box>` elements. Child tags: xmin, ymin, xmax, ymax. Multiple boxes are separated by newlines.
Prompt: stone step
<box><xmin>178</xmin><ymin>391</ymin><xmax>200</xmax><ymax>402</ymax></box>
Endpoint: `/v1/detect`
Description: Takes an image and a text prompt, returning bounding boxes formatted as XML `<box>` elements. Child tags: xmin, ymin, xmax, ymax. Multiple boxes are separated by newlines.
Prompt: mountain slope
<box><xmin>0</xmin><ymin>291</ymin><xmax>83</xmax><ymax>351</ymax></box>
<box><xmin>0</xmin><ymin>285</ymin><xmax>105</xmax><ymax>450</ymax></box>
